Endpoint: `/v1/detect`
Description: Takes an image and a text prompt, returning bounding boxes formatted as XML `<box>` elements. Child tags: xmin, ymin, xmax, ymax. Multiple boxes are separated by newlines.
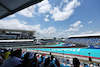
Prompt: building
<box><xmin>0</xmin><ymin>29</ymin><xmax>35</xmax><ymax>40</ymax></box>
<box><xmin>0</xmin><ymin>29</ymin><xmax>35</xmax><ymax>47</ymax></box>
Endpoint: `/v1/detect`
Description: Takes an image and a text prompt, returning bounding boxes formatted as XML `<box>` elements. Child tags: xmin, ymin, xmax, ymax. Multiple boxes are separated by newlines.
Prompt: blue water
<box><xmin>28</xmin><ymin>43</ymin><xmax>100</xmax><ymax>58</ymax></box>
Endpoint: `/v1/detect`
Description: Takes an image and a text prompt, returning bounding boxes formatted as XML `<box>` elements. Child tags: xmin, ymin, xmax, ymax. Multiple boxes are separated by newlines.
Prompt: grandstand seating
<box><xmin>66</xmin><ymin>38</ymin><xmax>100</xmax><ymax>45</ymax></box>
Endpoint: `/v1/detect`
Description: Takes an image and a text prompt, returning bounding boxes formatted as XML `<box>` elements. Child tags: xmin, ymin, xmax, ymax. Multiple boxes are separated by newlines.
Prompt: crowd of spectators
<box><xmin>0</xmin><ymin>49</ymin><xmax>100</xmax><ymax>67</ymax></box>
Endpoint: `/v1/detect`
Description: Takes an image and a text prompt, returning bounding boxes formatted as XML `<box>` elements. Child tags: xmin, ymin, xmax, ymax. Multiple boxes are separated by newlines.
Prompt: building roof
<box><xmin>0</xmin><ymin>39</ymin><xmax>34</xmax><ymax>42</ymax></box>
<box><xmin>68</xmin><ymin>34</ymin><xmax>100</xmax><ymax>38</ymax></box>
<box><xmin>0</xmin><ymin>28</ymin><xmax>35</xmax><ymax>33</ymax></box>
<box><xmin>0</xmin><ymin>0</ymin><xmax>42</xmax><ymax>19</ymax></box>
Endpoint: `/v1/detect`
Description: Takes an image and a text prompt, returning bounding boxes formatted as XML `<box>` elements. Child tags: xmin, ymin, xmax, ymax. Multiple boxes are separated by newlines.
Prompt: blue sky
<box><xmin>0</xmin><ymin>0</ymin><xmax>100</xmax><ymax>38</ymax></box>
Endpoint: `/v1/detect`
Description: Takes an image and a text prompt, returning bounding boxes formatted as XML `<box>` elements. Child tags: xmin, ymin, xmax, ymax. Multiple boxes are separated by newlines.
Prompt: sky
<box><xmin>0</xmin><ymin>0</ymin><xmax>100</xmax><ymax>38</ymax></box>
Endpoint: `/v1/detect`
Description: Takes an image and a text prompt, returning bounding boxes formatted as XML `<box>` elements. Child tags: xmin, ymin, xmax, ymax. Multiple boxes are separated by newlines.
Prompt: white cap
<box><xmin>1</xmin><ymin>50</ymin><xmax>4</xmax><ymax>52</ymax></box>
<box><xmin>36</xmin><ymin>54</ymin><xmax>38</xmax><ymax>57</ymax></box>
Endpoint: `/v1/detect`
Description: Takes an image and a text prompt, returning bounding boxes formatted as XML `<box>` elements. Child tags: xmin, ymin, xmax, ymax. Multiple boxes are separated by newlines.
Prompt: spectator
<box><xmin>21</xmin><ymin>52</ymin><xmax>26</xmax><ymax>58</ymax></box>
<box><xmin>40</xmin><ymin>57</ymin><xmax>50</xmax><ymax>67</ymax></box>
<box><xmin>66</xmin><ymin>59</ymin><xmax>70</xmax><ymax>64</ymax></box>
<box><xmin>33</xmin><ymin>53</ymin><xmax>38</xmax><ymax>67</ymax></box>
<box><xmin>73</xmin><ymin>58</ymin><xmax>80</xmax><ymax>67</ymax></box>
<box><xmin>38</xmin><ymin>54</ymin><xmax>44</xmax><ymax>64</ymax></box>
<box><xmin>55</xmin><ymin>58</ymin><xmax>60</xmax><ymax>67</ymax></box>
<box><xmin>0</xmin><ymin>50</ymin><xmax>5</xmax><ymax>65</ymax></box>
<box><xmin>97</xmin><ymin>64</ymin><xmax>100</xmax><ymax>67</ymax></box>
<box><xmin>0</xmin><ymin>49</ymin><xmax>22</xmax><ymax>67</ymax></box>
<box><xmin>16</xmin><ymin>52</ymin><xmax>34</xmax><ymax>67</ymax></box>
<box><xmin>89</xmin><ymin>63</ymin><xmax>94</xmax><ymax>67</ymax></box>
<box><xmin>4</xmin><ymin>49</ymin><xmax>11</xmax><ymax>60</ymax></box>
<box><xmin>41</xmin><ymin>55</ymin><xmax>44</xmax><ymax>63</ymax></box>
<box><xmin>49</xmin><ymin>55</ymin><xmax>56</xmax><ymax>67</ymax></box>
<box><xmin>84</xmin><ymin>63</ymin><xmax>89</xmax><ymax>67</ymax></box>
<box><xmin>69</xmin><ymin>57</ymin><xmax>73</xmax><ymax>65</ymax></box>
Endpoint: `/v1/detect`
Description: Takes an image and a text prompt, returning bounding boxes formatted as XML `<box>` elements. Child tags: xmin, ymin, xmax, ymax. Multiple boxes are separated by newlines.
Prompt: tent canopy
<box><xmin>0</xmin><ymin>0</ymin><xmax>42</xmax><ymax>19</ymax></box>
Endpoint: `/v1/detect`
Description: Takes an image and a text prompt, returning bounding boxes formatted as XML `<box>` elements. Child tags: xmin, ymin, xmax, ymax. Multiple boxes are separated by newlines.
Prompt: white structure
<box><xmin>68</xmin><ymin>34</ymin><xmax>100</xmax><ymax>38</ymax></box>
<box><xmin>67</xmin><ymin>34</ymin><xmax>100</xmax><ymax>45</ymax></box>
<box><xmin>0</xmin><ymin>29</ymin><xmax>35</xmax><ymax>40</ymax></box>
<box><xmin>0</xmin><ymin>29</ymin><xmax>35</xmax><ymax>47</ymax></box>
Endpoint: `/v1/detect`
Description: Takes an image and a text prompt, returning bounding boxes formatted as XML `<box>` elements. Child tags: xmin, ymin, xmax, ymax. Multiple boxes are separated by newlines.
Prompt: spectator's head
<box><xmin>0</xmin><ymin>50</ymin><xmax>4</xmax><ymax>53</ymax></box>
<box><xmin>11</xmin><ymin>49</ymin><xmax>22</xmax><ymax>58</ymax></box>
<box><xmin>67</xmin><ymin>59</ymin><xmax>69</xmax><ymax>61</ymax></box>
<box><xmin>34</xmin><ymin>53</ymin><xmax>37</xmax><ymax>57</ymax></box>
<box><xmin>51</xmin><ymin>55</ymin><xmax>54</xmax><ymax>60</ymax></box>
<box><xmin>73</xmin><ymin>58</ymin><xmax>80</xmax><ymax>67</ymax></box>
<box><xmin>44</xmin><ymin>57</ymin><xmax>50</xmax><ymax>66</ymax></box>
<box><xmin>22</xmin><ymin>52</ymin><xmax>33</xmax><ymax>66</ymax></box>
<box><xmin>24</xmin><ymin>52</ymin><xmax>33</xmax><ymax>59</ymax></box>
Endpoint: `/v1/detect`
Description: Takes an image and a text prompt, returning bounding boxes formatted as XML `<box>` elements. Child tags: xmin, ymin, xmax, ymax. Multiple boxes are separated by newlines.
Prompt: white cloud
<box><xmin>94</xmin><ymin>31</ymin><xmax>100</xmax><ymax>34</ymax></box>
<box><xmin>38</xmin><ymin>0</ymin><xmax>51</xmax><ymax>14</ymax></box>
<box><xmin>56</xmin><ymin>31</ymin><xmax>74</xmax><ymax>38</ymax></box>
<box><xmin>88</xmin><ymin>21</ymin><xmax>92</xmax><ymax>24</ymax></box>
<box><xmin>66</xmin><ymin>21</ymin><xmax>83</xmax><ymax>31</ymax></box>
<box><xmin>37</xmin><ymin>26</ymin><xmax>56</xmax><ymax>38</ymax></box>
<box><xmin>37</xmin><ymin>0</ymin><xmax>81</xmax><ymax>21</ymax></box>
<box><xmin>51</xmin><ymin>0</ymin><xmax>81</xmax><ymax>21</ymax></box>
<box><xmin>21</xmin><ymin>21</ymin><xmax>27</xmax><ymax>24</ymax></box>
<box><xmin>42</xmin><ymin>26</ymin><xmax>56</xmax><ymax>34</ymax></box>
<box><xmin>18</xmin><ymin>5</ymin><xmax>36</xmax><ymax>17</ymax></box>
<box><xmin>81</xmin><ymin>31</ymin><xmax>100</xmax><ymax>35</ymax></box>
<box><xmin>81</xmin><ymin>31</ymin><xmax>93</xmax><ymax>34</ymax></box>
<box><xmin>8</xmin><ymin>14</ymin><xmax>16</xmax><ymax>17</ymax></box>
<box><xmin>0</xmin><ymin>19</ymin><xmax>57</xmax><ymax>38</ymax></box>
<box><xmin>57</xmin><ymin>32</ymin><xmax>67</xmax><ymax>38</ymax></box>
<box><xmin>44</xmin><ymin>15</ymin><xmax>50</xmax><ymax>22</ymax></box>
<box><xmin>0</xmin><ymin>19</ymin><xmax>40</xmax><ymax>31</ymax></box>
<box><xmin>16</xmin><ymin>0</ymin><xmax>81</xmax><ymax>21</ymax></box>
<box><xmin>70</xmin><ymin>21</ymin><xmax>82</xmax><ymax>27</ymax></box>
